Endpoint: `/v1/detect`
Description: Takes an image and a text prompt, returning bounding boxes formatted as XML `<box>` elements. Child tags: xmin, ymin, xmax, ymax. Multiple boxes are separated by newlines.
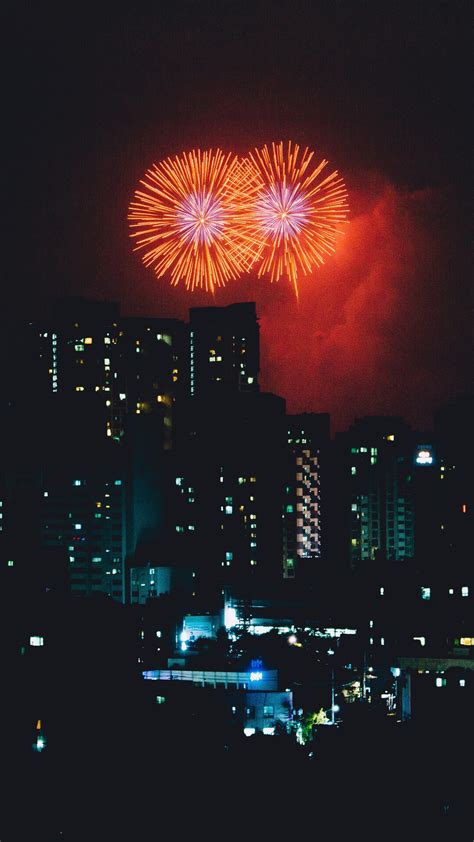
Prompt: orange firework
<box><xmin>128</xmin><ymin>149</ymin><xmax>261</xmax><ymax>292</ymax></box>
<box><xmin>246</xmin><ymin>141</ymin><xmax>349</xmax><ymax>297</ymax></box>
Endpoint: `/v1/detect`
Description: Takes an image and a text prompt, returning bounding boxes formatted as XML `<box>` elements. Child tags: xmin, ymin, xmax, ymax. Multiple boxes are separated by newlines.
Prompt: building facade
<box><xmin>284</xmin><ymin>414</ymin><xmax>329</xmax><ymax>577</ymax></box>
<box><xmin>335</xmin><ymin>417</ymin><xmax>416</xmax><ymax>568</ymax></box>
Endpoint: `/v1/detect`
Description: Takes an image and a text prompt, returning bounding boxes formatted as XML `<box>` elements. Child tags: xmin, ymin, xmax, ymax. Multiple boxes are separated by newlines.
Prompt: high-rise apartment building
<box><xmin>283</xmin><ymin>414</ymin><xmax>330</xmax><ymax>577</ymax></box>
<box><xmin>335</xmin><ymin>417</ymin><xmax>415</xmax><ymax>568</ymax></box>
<box><xmin>170</xmin><ymin>303</ymin><xmax>286</xmax><ymax>591</ymax></box>
<box><xmin>39</xmin><ymin>415</ymin><xmax>165</xmax><ymax>603</ymax></box>
<box><xmin>188</xmin><ymin>302</ymin><xmax>259</xmax><ymax>397</ymax></box>
<box><xmin>23</xmin><ymin>298</ymin><xmax>186</xmax><ymax>446</ymax></box>
<box><xmin>433</xmin><ymin>395</ymin><xmax>473</xmax><ymax>564</ymax></box>
<box><xmin>173</xmin><ymin>391</ymin><xmax>287</xmax><ymax>592</ymax></box>
<box><xmin>41</xmin><ymin>455</ymin><xmax>127</xmax><ymax>602</ymax></box>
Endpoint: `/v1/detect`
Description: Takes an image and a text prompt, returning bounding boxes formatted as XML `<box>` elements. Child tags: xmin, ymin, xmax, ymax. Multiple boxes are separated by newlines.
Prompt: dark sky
<box><xmin>7</xmin><ymin>1</ymin><xmax>472</xmax><ymax>430</ymax></box>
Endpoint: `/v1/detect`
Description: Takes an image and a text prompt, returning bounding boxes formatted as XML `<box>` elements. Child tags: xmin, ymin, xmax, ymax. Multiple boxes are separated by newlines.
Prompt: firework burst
<box><xmin>128</xmin><ymin>149</ymin><xmax>260</xmax><ymax>292</ymax></box>
<box><xmin>247</xmin><ymin>141</ymin><xmax>349</xmax><ymax>297</ymax></box>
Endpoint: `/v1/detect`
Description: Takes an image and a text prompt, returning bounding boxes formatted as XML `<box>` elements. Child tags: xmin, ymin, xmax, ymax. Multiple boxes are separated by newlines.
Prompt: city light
<box><xmin>249</xmin><ymin>672</ymin><xmax>263</xmax><ymax>682</ymax></box>
<box><xmin>415</xmin><ymin>447</ymin><xmax>434</xmax><ymax>466</ymax></box>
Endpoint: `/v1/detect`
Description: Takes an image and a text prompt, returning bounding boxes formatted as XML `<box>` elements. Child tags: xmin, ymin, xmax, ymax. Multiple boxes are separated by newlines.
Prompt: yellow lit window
<box><xmin>84</xmin><ymin>337</ymin><xmax>93</xmax><ymax>345</ymax></box>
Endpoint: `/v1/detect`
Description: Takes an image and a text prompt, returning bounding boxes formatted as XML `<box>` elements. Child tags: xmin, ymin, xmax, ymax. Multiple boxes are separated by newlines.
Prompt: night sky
<box><xmin>8</xmin><ymin>1</ymin><xmax>472</xmax><ymax>430</ymax></box>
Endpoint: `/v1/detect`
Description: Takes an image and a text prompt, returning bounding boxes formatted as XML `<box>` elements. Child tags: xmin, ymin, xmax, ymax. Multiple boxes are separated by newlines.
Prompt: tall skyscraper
<box><xmin>38</xmin><ymin>414</ymin><xmax>165</xmax><ymax>603</ymax></box>
<box><xmin>171</xmin><ymin>303</ymin><xmax>286</xmax><ymax>592</ymax></box>
<box><xmin>188</xmin><ymin>302</ymin><xmax>259</xmax><ymax>397</ymax></box>
<box><xmin>433</xmin><ymin>395</ymin><xmax>473</xmax><ymax>565</ymax></box>
<box><xmin>22</xmin><ymin>298</ymin><xmax>187</xmax><ymax>447</ymax></box>
<box><xmin>284</xmin><ymin>413</ymin><xmax>330</xmax><ymax>577</ymax></box>
<box><xmin>335</xmin><ymin>417</ymin><xmax>415</xmax><ymax>568</ymax></box>
<box><xmin>41</xmin><ymin>451</ymin><xmax>127</xmax><ymax>602</ymax></box>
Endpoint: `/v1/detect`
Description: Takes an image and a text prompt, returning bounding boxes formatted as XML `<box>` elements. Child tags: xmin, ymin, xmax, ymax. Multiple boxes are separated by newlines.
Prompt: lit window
<box><xmin>462</xmin><ymin>587</ymin><xmax>469</xmax><ymax>597</ymax></box>
<box><xmin>413</xmin><ymin>636</ymin><xmax>426</xmax><ymax>647</ymax></box>
<box><xmin>7</xmin><ymin>560</ymin><xmax>14</xmax><ymax>567</ymax></box>
<box><xmin>435</xmin><ymin>677</ymin><xmax>445</xmax><ymax>688</ymax></box>
<box><xmin>459</xmin><ymin>679</ymin><xmax>466</xmax><ymax>687</ymax></box>
<box><xmin>421</xmin><ymin>587</ymin><xmax>431</xmax><ymax>600</ymax></box>
<box><xmin>30</xmin><ymin>636</ymin><xmax>44</xmax><ymax>647</ymax></box>
<box><xmin>226</xmin><ymin>552</ymin><xmax>233</xmax><ymax>561</ymax></box>
<box><xmin>225</xmin><ymin>506</ymin><xmax>233</xmax><ymax>515</ymax></box>
<box><xmin>74</xmin><ymin>524</ymin><xmax>82</xmax><ymax>530</ymax></box>
<box><xmin>84</xmin><ymin>337</ymin><xmax>93</xmax><ymax>344</ymax></box>
<box><xmin>73</xmin><ymin>480</ymin><xmax>82</xmax><ymax>486</ymax></box>
<box><xmin>114</xmin><ymin>480</ymin><xmax>122</xmax><ymax>486</ymax></box>
<box><xmin>351</xmin><ymin>467</ymin><xmax>356</xmax><ymax>475</ymax></box>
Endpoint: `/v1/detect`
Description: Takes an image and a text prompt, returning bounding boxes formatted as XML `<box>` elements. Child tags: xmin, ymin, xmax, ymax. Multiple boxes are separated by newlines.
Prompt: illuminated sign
<box><xmin>415</xmin><ymin>446</ymin><xmax>434</xmax><ymax>466</ymax></box>
<box><xmin>250</xmin><ymin>671</ymin><xmax>263</xmax><ymax>682</ymax></box>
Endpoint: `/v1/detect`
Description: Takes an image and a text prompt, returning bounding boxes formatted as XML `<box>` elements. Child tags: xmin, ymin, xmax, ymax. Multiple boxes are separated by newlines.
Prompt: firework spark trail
<box><xmin>128</xmin><ymin>148</ymin><xmax>262</xmax><ymax>292</ymax></box>
<box><xmin>247</xmin><ymin>141</ymin><xmax>349</xmax><ymax>297</ymax></box>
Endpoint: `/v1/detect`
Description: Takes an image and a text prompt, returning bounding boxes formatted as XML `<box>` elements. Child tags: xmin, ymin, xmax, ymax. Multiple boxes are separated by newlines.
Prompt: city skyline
<box><xmin>3</xmin><ymin>4</ymin><xmax>472</xmax><ymax>831</ymax></box>
<box><xmin>7</xmin><ymin>2</ymin><xmax>471</xmax><ymax>432</ymax></box>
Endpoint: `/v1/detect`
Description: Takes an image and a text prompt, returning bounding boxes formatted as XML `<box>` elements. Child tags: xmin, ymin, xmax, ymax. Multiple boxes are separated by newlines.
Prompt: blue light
<box><xmin>250</xmin><ymin>671</ymin><xmax>263</xmax><ymax>682</ymax></box>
